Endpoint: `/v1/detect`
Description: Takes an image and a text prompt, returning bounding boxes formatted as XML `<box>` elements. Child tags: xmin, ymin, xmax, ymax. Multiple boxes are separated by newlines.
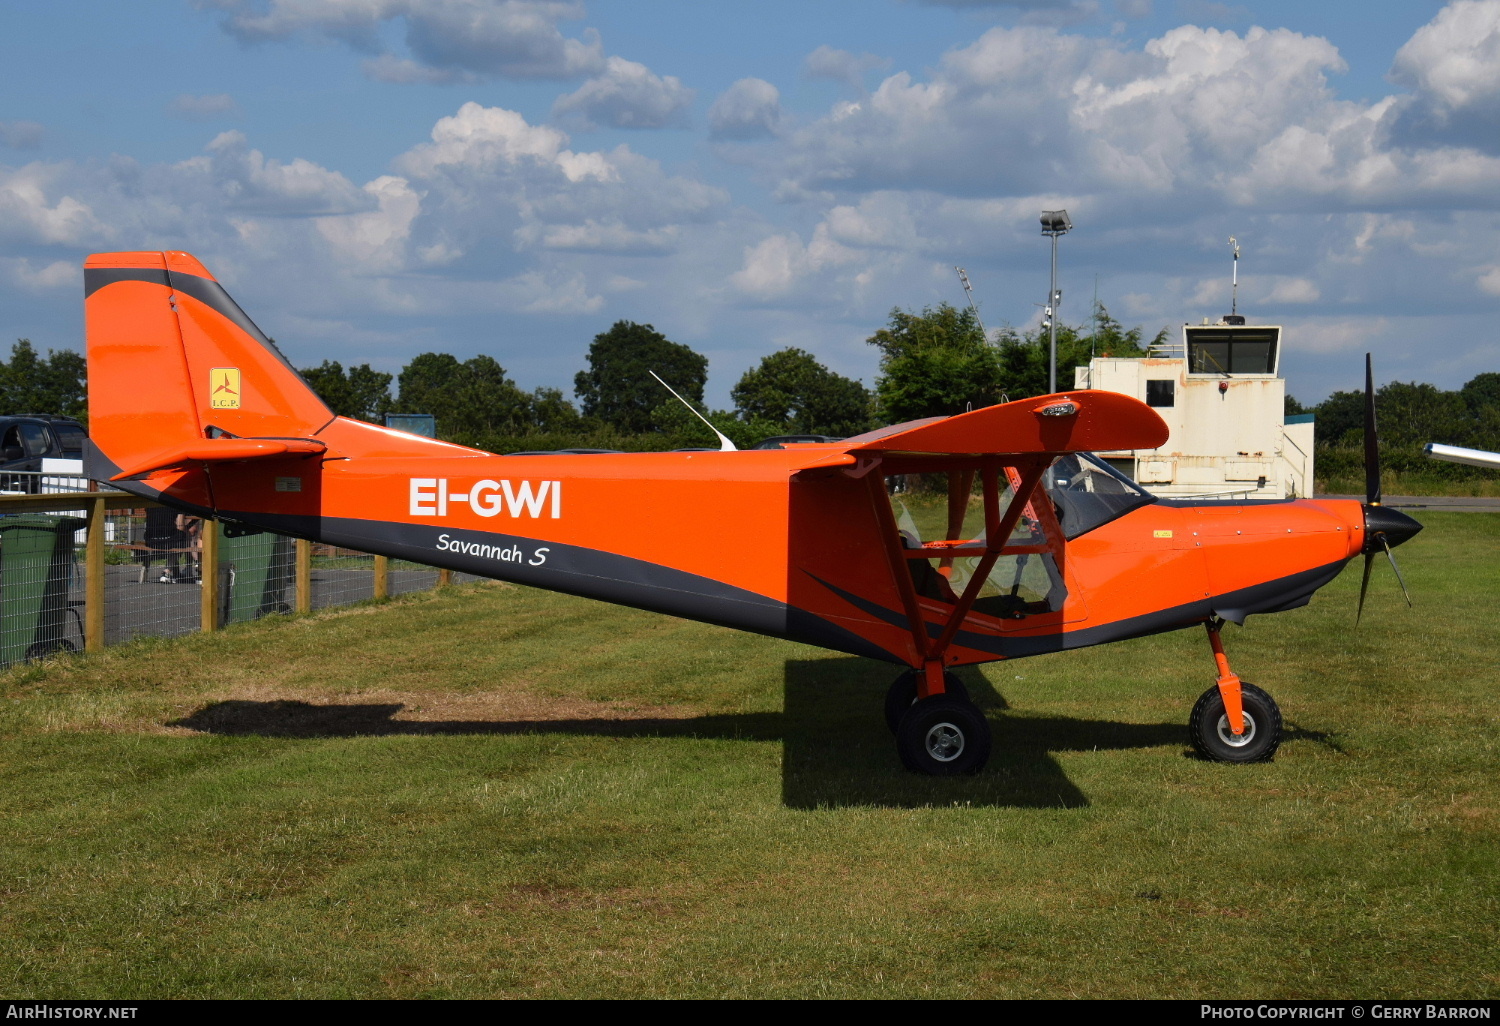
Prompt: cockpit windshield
<box><xmin>1043</xmin><ymin>453</ymin><xmax>1155</xmax><ymax>539</ymax></box>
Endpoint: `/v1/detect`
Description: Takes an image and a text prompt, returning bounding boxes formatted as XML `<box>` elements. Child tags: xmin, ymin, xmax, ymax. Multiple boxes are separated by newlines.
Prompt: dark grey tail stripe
<box><xmin>83</xmin><ymin>266</ymin><xmax>169</xmax><ymax>297</ymax></box>
<box><xmin>84</xmin><ymin>262</ymin><xmax>330</xmax><ymax>413</ymax></box>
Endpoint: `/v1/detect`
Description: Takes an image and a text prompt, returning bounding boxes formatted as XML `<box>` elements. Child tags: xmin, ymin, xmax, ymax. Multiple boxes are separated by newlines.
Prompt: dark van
<box><xmin>0</xmin><ymin>416</ymin><xmax>88</xmax><ymax>492</ymax></box>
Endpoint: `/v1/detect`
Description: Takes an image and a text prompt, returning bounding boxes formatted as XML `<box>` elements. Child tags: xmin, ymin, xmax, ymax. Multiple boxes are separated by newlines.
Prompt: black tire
<box><xmin>1189</xmin><ymin>682</ymin><xmax>1282</xmax><ymax>763</ymax></box>
<box><xmin>884</xmin><ymin>670</ymin><xmax>970</xmax><ymax>734</ymax></box>
<box><xmin>896</xmin><ymin>695</ymin><xmax>992</xmax><ymax>776</ymax></box>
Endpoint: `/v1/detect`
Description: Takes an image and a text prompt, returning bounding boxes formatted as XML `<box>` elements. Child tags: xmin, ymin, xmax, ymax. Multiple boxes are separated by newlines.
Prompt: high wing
<box><xmin>841</xmin><ymin>390</ymin><xmax>1168</xmax><ymax>456</ymax></box>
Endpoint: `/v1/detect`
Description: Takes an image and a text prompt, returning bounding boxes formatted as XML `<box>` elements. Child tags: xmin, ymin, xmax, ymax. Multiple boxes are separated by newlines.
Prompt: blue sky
<box><xmin>1</xmin><ymin>0</ymin><xmax>1496</xmax><ymax>407</ymax></box>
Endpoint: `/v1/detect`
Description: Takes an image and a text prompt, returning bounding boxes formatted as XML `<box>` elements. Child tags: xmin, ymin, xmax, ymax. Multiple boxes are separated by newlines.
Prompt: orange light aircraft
<box><xmin>82</xmin><ymin>251</ymin><xmax>1422</xmax><ymax>775</ymax></box>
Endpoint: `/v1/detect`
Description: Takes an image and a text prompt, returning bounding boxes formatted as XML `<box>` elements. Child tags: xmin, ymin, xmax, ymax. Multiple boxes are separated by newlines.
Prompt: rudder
<box><xmin>85</xmin><ymin>251</ymin><xmax>333</xmax><ymax>479</ymax></box>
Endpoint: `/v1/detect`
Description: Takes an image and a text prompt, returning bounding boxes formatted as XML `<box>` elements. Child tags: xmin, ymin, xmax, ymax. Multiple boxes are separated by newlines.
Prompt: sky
<box><xmin>1</xmin><ymin>0</ymin><xmax>1498</xmax><ymax>408</ymax></box>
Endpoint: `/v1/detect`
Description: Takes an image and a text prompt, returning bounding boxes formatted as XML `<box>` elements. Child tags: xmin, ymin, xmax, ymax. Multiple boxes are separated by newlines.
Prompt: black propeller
<box><xmin>1357</xmin><ymin>353</ymin><xmax>1423</xmax><ymax>624</ymax></box>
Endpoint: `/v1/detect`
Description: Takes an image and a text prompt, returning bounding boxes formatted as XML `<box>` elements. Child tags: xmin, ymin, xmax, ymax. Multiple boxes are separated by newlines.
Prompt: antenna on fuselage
<box><xmin>649</xmin><ymin>370</ymin><xmax>737</xmax><ymax>452</ymax></box>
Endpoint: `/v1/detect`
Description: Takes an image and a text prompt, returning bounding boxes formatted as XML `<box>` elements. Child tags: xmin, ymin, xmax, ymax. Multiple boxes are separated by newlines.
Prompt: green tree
<box><xmin>299</xmin><ymin>360</ymin><xmax>393</xmax><ymax>422</ymax></box>
<box><xmin>1459</xmin><ymin>372</ymin><xmax>1500</xmax><ymax>418</ymax></box>
<box><xmin>1372</xmin><ymin>381</ymin><xmax>1472</xmax><ymax>448</ymax></box>
<box><xmin>528</xmin><ymin>386</ymin><xmax>581</xmax><ymax>433</ymax></box>
<box><xmin>731</xmin><ymin>348</ymin><xmax>872</xmax><ymax>436</ymax></box>
<box><xmin>648</xmin><ymin>397</ymin><xmax>762</xmax><ymax>449</ymax></box>
<box><xmin>867</xmin><ymin>303</ymin><xmax>1004</xmax><ymax>422</ymax></box>
<box><xmin>396</xmin><ymin>352</ymin><xmax>535</xmax><ymax>441</ymax></box>
<box><xmin>1312</xmin><ymin>389</ymin><xmax>1364</xmax><ymax>446</ymax></box>
<box><xmin>1314</xmin><ymin>381</ymin><xmax>1475</xmax><ymax>448</ymax></box>
<box><xmin>0</xmin><ymin>340</ymin><xmax>87</xmax><ymax>422</ymax></box>
<box><xmin>574</xmin><ymin>321</ymin><xmax>708</xmax><ymax>434</ymax></box>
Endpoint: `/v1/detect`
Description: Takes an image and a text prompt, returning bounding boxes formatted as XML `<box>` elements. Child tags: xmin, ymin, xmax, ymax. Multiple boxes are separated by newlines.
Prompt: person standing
<box><xmin>143</xmin><ymin>506</ymin><xmax>186</xmax><ymax>583</ymax></box>
<box><xmin>176</xmin><ymin>513</ymin><xmax>204</xmax><ymax>584</ymax></box>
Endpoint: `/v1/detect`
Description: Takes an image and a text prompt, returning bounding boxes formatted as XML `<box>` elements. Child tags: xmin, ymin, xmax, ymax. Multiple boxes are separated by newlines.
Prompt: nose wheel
<box><xmin>1189</xmin><ymin>681</ymin><xmax>1282</xmax><ymax>762</ymax></box>
<box><xmin>1191</xmin><ymin>621</ymin><xmax>1282</xmax><ymax>762</ymax></box>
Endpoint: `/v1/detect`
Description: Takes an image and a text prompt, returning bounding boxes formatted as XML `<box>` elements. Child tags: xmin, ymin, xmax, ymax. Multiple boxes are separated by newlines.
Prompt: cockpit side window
<box><xmin>884</xmin><ymin>468</ymin><xmax>1067</xmax><ymax>620</ymax></box>
<box><xmin>1044</xmin><ymin>453</ymin><xmax>1155</xmax><ymax>539</ymax></box>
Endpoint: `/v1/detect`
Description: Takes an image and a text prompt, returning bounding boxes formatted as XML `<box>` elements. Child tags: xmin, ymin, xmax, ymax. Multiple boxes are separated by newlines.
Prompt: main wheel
<box><xmin>896</xmin><ymin>695</ymin><xmax>992</xmax><ymax>776</ymax></box>
<box><xmin>884</xmin><ymin>670</ymin><xmax>970</xmax><ymax>734</ymax></box>
<box><xmin>1189</xmin><ymin>682</ymin><xmax>1282</xmax><ymax>763</ymax></box>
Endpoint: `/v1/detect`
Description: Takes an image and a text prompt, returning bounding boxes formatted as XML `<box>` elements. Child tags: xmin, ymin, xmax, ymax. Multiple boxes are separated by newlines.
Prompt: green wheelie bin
<box><xmin>220</xmin><ymin>523</ymin><xmax>295</xmax><ymax>625</ymax></box>
<box><xmin>0</xmin><ymin>513</ymin><xmax>85</xmax><ymax>666</ymax></box>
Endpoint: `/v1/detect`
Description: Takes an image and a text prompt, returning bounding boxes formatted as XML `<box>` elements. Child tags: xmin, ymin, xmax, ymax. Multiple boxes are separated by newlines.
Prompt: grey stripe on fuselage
<box><xmin>222</xmin><ymin>509</ymin><xmax>901</xmax><ymax>664</ymax></box>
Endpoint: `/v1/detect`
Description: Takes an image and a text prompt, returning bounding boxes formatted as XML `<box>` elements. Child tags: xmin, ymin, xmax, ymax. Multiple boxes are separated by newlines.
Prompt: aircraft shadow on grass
<box><xmin>168</xmin><ymin>656</ymin><xmax>1332</xmax><ymax>810</ymax></box>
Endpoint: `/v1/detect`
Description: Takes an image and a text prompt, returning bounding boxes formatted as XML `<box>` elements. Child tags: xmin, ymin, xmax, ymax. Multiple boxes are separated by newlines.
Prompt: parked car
<box><xmin>751</xmin><ymin>434</ymin><xmax>843</xmax><ymax>450</ymax></box>
<box><xmin>0</xmin><ymin>416</ymin><xmax>88</xmax><ymax>493</ymax></box>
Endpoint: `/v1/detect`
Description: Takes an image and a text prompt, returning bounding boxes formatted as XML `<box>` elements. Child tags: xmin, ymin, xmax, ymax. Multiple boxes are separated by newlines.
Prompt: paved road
<box><xmin>1316</xmin><ymin>494</ymin><xmax>1500</xmax><ymax>513</ymax></box>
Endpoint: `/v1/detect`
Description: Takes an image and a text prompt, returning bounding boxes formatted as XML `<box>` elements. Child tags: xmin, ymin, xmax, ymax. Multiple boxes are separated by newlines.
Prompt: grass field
<box><xmin>1</xmin><ymin>513</ymin><xmax>1497</xmax><ymax>999</ymax></box>
<box><xmin>1320</xmin><ymin>472</ymin><xmax>1500</xmax><ymax>498</ymax></box>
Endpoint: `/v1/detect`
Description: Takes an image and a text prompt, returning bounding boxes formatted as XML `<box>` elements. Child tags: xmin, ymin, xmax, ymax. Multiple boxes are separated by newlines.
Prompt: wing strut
<box><xmin>928</xmin><ymin>459</ymin><xmax>1048</xmax><ymax>660</ymax></box>
<box><xmin>866</xmin><ymin>465</ymin><xmax>932</xmax><ymax>666</ymax></box>
<box><xmin>865</xmin><ymin>455</ymin><xmax>1052</xmax><ymax>695</ymax></box>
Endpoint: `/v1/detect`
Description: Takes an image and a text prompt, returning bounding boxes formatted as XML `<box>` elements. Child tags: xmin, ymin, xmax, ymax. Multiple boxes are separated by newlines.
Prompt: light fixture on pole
<box><xmin>1040</xmin><ymin>209</ymin><xmax>1072</xmax><ymax>394</ymax></box>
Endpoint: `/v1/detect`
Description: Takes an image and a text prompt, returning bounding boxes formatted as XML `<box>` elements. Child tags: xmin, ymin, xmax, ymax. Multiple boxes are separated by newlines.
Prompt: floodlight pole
<box><xmin>1049</xmin><ymin>236</ymin><xmax>1059</xmax><ymax>393</ymax></box>
<box><xmin>1041</xmin><ymin>210</ymin><xmax>1072</xmax><ymax>394</ymax></box>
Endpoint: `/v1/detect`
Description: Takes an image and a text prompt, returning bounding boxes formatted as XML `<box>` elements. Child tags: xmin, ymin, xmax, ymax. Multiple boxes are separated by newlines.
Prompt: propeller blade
<box><xmin>1356</xmin><ymin>550</ymin><xmax>1375</xmax><ymax>626</ymax></box>
<box><xmin>1379</xmin><ymin>534</ymin><xmax>1413</xmax><ymax>608</ymax></box>
<box><xmin>1364</xmin><ymin>353</ymin><xmax>1381</xmax><ymax>506</ymax></box>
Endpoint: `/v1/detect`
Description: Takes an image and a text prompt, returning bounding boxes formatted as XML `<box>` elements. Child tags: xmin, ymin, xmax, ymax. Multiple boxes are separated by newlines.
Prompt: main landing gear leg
<box><xmin>1188</xmin><ymin>620</ymin><xmax>1283</xmax><ymax>763</ymax></box>
<box><xmin>888</xmin><ymin>662</ymin><xmax>991</xmax><ymax>776</ymax></box>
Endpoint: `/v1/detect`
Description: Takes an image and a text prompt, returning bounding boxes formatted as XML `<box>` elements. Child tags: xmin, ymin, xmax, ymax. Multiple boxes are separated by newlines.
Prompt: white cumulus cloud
<box><xmin>204</xmin><ymin>0</ymin><xmax>606</xmax><ymax>80</ymax></box>
<box><xmin>1388</xmin><ymin>0</ymin><xmax>1500</xmax><ymax>150</ymax></box>
<box><xmin>803</xmin><ymin>46</ymin><xmax>891</xmax><ymax>91</ymax></box>
<box><xmin>551</xmin><ymin>56</ymin><xmax>694</xmax><ymax>130</ymax></box>
<box><xmin>708</xmin><ymin>79</ymin><xmax>782</xmax><ymax>141</ymax></box>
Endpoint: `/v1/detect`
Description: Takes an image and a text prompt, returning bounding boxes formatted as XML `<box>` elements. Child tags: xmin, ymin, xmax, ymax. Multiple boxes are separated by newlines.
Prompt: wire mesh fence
<box><xmin>99</xmin><ymin>507</ymin><xmax>202</xmax><ymax>644</ymax></box>
<box><xmin>309</xmin><ymin>545</ymin><xmax>373</xmax><ymax>610</ymax></box>
<box><xmin>388</xmin><ymin>560</ymin><xmax>441</xmax><ymax>597</ymax></box>
<box><xmin>0</xmin><ymin>494</ymin><xmax>481</xmax><ymax>668</ymax></box>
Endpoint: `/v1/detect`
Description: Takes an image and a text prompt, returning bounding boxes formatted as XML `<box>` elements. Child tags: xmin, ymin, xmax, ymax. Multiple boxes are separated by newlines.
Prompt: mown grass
<box><xmin>1319</xmin><ymin>471</ymin><xmax>1500</xmax><ymax>498</ymax></box>
<box><xmin>1</xmin><ymin>513</ymin><xmax>1497</xmax><ymax>998</ymax></box>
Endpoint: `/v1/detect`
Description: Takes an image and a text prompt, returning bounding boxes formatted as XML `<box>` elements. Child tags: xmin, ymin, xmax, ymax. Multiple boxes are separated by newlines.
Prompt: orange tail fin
<box><xmin>84</xmin><ymin>251</ymin><xmax>477</xmax><ymax>508</ymax></box>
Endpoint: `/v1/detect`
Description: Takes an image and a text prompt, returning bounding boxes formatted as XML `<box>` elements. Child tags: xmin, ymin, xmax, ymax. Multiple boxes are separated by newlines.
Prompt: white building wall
<box><xmin>1074</xmin><ymin>350</ymin><xmax>1313</xmax><ymax>499</ymax></box>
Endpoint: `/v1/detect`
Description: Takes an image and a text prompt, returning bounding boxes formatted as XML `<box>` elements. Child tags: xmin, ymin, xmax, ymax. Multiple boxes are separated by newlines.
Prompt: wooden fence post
<box><xmin>438</xmin><ymin>568</ymin><xmax>452</xmax><ymax>587</ymax></box>
<box><xmin>200</xmin><ymin>519</ymin><xmax>220</xmax><ymax>632</ymax></box>
<box><xmin>85</xmin><ymin>496</ymin><xmax>105</xmax><ymax>652</ymax></box>
<box><xmin>373</xmin><ymin>554</ymin><xmax>389</xmax><ymax>600</ymax></box>
<box><xmin>296</xmin><ymin>538</ymin><xmax>311</xmax><ymax>614</ymax></box>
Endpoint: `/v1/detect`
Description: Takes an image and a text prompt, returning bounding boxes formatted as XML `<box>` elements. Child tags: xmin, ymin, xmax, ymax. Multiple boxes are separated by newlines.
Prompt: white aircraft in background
<box><xmin>1425</xmin><ymin>442</ymin><xmax>1500</xmax><ymax>471</ymax></box>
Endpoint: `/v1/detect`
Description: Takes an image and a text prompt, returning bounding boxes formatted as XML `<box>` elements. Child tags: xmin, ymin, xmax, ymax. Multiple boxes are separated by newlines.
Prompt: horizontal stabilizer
<box><xmin>842</xmin><ymin>390</ymin><xmax>1168</xmax><ymax>457</ymax></box>
<box><xmin>109</xmin><ymin>437</ymin><xmax>327</xmax><ymax>481</ymax></box>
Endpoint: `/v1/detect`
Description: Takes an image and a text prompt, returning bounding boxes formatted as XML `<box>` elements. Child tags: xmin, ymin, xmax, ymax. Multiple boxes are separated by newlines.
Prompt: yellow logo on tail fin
<box><xmin>210</xmin><ymin>367</ymin><xmax>241</xmax><ymax>409</ymax></box>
